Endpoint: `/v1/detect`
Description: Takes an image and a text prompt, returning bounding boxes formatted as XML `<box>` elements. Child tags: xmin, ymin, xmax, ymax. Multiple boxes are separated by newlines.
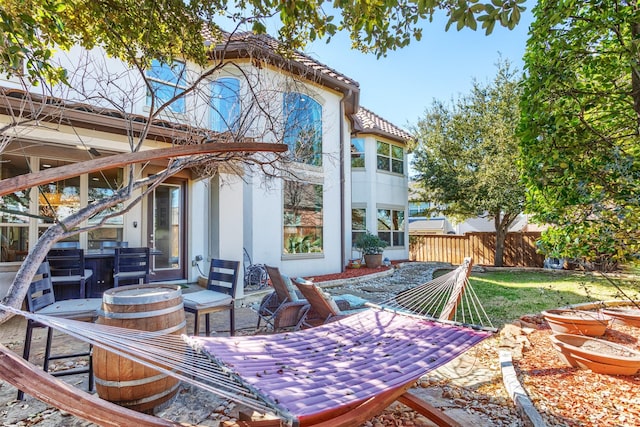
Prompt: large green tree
<box><xmin>0</xmin><ymin>0</ymin><xmax>527</xmax><ymax>84</ymax></box>
<box><xmin>520</xmin><ymin>0</ymin><xmax>640</xmax><ymax>270</ymax></box>
<box><xmin>412</xmin><ymin>60</ymin><xmax>525</xmax><ymax>266</ymax></box>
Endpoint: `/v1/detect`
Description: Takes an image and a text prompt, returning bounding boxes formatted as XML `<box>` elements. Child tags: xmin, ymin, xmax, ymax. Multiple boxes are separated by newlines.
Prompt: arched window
<box><xmin>283</xmin><ymin>93</ymin><xmax>322</xmax><ymax>166</ymax></box>
<box><xmin>210</xmin><ymin>78</ymin><xmax>240</xmax><ymax>132</ymax></box>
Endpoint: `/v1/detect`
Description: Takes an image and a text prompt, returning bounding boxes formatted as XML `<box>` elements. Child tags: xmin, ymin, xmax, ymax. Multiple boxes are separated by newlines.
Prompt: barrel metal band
<box><xmin>98</xmin><ymin>304</ymin><xmax>184</xmax><ymax>319</ymax></box>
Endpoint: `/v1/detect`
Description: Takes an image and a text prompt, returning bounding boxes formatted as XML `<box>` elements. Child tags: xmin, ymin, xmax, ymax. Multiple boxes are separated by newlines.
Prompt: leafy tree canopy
<box><xmin>1</xmin><ymin>0</ymin><xmax>526</xmax><ymax>84</ymax></box>
<box><xmin>519</xmin><ymin>0</ymin><xmax>640</xmax><ymax>269</ymax></box>
<box><xmin>411</xmin><ymin>59</ymin><xmax>525</xmax><ymax>266</ymax></box>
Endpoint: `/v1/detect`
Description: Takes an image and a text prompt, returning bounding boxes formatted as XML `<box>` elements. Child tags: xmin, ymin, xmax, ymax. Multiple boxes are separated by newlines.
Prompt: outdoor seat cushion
<box><xmin>282</xmin><ymin>274</ymin><xmax>300</xmax><ymax>302</ymax></box>
<box><xmin>334</xmin><ymin>294</ymin><xmax>368</xmax><ymax>309</ymax></box>
<box><xmin>51</xmin><ymin>269</ymin><xmax>93</xmax><ymax>283</ymax></box>
<box><xmin>183</xmin><ymin>290</ymin><xmax>233</xmax><ymax>310</ymax></box>
<box><xmin>37</xmin><ymin>298</ymin><xmax>102</xmax><ymax>319</ymax></box>
<box><xmin>113</xmin><ymin>271</ymin><xmax>145</xmax><ymax>279</ymax></box>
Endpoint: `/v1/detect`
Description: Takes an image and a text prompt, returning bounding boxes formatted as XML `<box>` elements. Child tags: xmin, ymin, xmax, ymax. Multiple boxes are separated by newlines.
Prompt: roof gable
<box><xmin>353</xmin><ymin>107</ymin><xmax>412</xmax><ymax>143</ymax></box>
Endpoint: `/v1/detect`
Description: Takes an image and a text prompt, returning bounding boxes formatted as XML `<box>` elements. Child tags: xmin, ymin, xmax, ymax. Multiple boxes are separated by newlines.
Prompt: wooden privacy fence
<box><xmin>409</xmin><ymin>232</ymin><xmax>545</xmax><ymax>267</ymax></box>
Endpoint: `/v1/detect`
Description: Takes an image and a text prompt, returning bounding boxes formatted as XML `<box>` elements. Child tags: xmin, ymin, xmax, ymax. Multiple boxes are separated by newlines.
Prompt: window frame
<box><xmin>282</xmin><ymin>180</ymin><xmax>324</xmax><ymax>256</ymax></box>
<box><xmin>210</xmin><ymin>77</ymin><xmax>241</xmax><ymax>132</ymax></box>
<box><xmin>377</xmin><ymin>207</ymin><xmax>406</xmax><ymax>248</ymax></box>
<box><xmin>351</xmin><ymin>207</ymin><xmax>367</xmax><ymax>246</ymax></box>
<box><xmin>283</xmin><ymin>92</ymin><xmax>323</xmax><ymax>166</ymax></box>
<box><xmin>146</xmin><ymin>59</ymin><xmax>187</xmax><ymax>113</ymax></box>
<box><xmin>0</xmin><ymin>154</ymin><xmax>30</xmax><ymax>262</ymax></box>
<box><xmin>0</xmin><ymin>153</ymin><xmax>126</xmax><ymax>262</ymax></box>
<box><xmin>351</xmin><ymin>138</ymin><xmax>365</xmax><ymax>168</ymax></box>
<box><xmin>376</xmin><ymin>141</ymin><xmax>405</xmax><ymax>175</ymax></box>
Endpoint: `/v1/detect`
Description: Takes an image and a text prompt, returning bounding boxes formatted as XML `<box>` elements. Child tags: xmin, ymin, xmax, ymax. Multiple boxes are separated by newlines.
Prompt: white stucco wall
<box><xmin>239</xmin><ymin>66</ymin><xmax>348</xmax><ymax>278</ymax></box>
<box><xmin>351</xmin><ymin>134</ymin><xmax>409</xmax><ymax>261</ymax></box>
<box><xmin>187</xmin><ymin>179</ymin><xmax>209</xmax><ymax>282</ymax></box>
<box><xmin>208</xmin><ymin>173</ymin><xmax>245</xmax><ymax>297</ymax></box>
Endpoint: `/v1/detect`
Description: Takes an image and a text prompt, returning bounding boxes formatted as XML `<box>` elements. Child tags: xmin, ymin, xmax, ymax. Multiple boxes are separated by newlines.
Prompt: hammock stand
<box><xmin>0</xmin><ymin>258</ymin><xmax>495</xmax><ymax>427</ymax></box>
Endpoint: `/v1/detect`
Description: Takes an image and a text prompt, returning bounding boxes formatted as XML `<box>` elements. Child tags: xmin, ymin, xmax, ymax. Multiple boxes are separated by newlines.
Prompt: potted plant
<box><xmin>354</xmin><ymin>232</ymin><xmax>387</xmax><ymax>268</ymax></box>
<box><xmin>542</xmin><ymin>309</ymin><xmax>612</xmax><ymax>336</ymax></box>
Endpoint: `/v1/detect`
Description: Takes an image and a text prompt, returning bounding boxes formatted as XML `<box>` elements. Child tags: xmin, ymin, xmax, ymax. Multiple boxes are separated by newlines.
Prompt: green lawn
<box><xmin>462</xmin><ymin>270</ymin><xmax>640</xmax><ymax>328</ymax></box>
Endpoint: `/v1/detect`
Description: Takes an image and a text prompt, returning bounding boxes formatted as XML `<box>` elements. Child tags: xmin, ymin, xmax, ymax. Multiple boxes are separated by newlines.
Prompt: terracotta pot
<box><xmin>542</xmin><ymin>309</ymin><xmax>611</xmax><ymax>336</ymax></box>
<box><xmin>550</xmin><ymin>333</ymin><xmax>640</xmax><ymax>375</ymax></box>
<box><xmin>601</xmin><ymin>308</ymin><xmax>640</xmax><ymax>327</ymax></box>
<box><xmin>363</xmin><ymin>254</ymin><xmax>383</xmax><ymax>268</ymax></box>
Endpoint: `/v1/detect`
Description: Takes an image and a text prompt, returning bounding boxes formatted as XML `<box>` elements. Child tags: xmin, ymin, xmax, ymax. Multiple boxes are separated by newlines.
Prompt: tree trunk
<box><xmin>493</xmin><ymin>213</ymin><xmax>509</xmax><ymax>267</ymax></box>
<box><xmin>494</xmin><ymin>229</ymin><xmax>506</xmax><ymax>267</ymax></box>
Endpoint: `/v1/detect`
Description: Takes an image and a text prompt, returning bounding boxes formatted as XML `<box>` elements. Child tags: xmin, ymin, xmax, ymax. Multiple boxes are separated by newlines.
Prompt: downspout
<box><xmin>339</xmin><ymin>90</ymin><xmax>351</xmax><ymax>273</ymax></box>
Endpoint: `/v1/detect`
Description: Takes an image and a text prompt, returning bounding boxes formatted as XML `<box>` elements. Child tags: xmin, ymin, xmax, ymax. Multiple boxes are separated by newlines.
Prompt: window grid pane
<box><xmin>376</xmin><ymin>141</ymin><xmax>389</xmax><ymax>155</ymax></box>
<box><xmin>391</xmin><ymin>159</ymin><xmax>404</xmax><ymax>174</ymax></box>
<box><xmin>377</xmin><ymin>208</ymin><xmax>405</xmax><ymax>249</ymax></box>
<box><xmin>352</xmin><ymin>208</ymin><xmax>366</xmax><ymax>231</ymax></box>
<box><xmin>283</xmin><ymin>93</ymin><xmax>323</xmax><ymax>166</ymax></box>
<box><xmin>211</xmin><ymin>78</ymin><xmax>241</xmax><ymax>132</ymax></box>
<box><xmin>146</xmin><ymin>60</ymin><xmax>187</xmax><ymax>113</ymax></box>
<box><xmin>283</xmin><ymin>181</ymin><xmax>323</xmax><ymax>254</ymax></box>
<box><xmin>391</xmin><ymin>145</ymin><xmax>403</xmax><ymax>160</ymax></box>
<box><xmin>376</xmin><ymin>140</ymin><xmax>405</xmax><ymax>174</ymax></box>
<box><xmin>351</xmin><ymin>138</ymin><xmax>365</xmax><ymax>168</ymax></box>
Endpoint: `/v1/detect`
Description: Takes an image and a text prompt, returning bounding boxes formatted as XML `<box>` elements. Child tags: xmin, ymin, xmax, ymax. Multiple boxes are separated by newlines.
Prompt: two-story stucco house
<box><xmin>350</xmin><ymin>108</ymin><xmax>412</xmax><ymax>262</ymax></box>
<box><xmin>0</xmin><ymin>32</ymin><xmax>411</xmax><ymax>299</ymax></box>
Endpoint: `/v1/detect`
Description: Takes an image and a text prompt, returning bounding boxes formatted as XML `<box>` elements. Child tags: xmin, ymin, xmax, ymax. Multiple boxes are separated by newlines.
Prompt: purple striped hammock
<box><xmin>0</xmin><ymin>257</ymin><xmax>495</xmax><ymax>426</ymax></box>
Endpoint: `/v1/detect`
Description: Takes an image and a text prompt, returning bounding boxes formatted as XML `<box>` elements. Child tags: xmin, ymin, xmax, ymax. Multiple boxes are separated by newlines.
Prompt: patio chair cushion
<box><xmin>282</xmin><ymin>274</ymin><xmax>300</xmax><ymax>302</ymax></box>
<box><xmin>320</xmin><ymin>288</ymin><xmax>342</xmax><ymax>314</ymax></box>
<box><xmin>334</xmin><ymin>294</ymin><xmax>369</xmax><ymax>309</ymax></box>
<box><xmin>36</xmin><ymin>298</ymin><xmax>102</xmax><ymax>319</ymax></box>
<box><xmin>51</xmin><ymin>270</ymin><xmax>93</xmax><ymax>284</ymax></box>
<box><xmin>183</xmin><ymin>290</ymin><xmax>233</xmax><ymax>310</ymax></box>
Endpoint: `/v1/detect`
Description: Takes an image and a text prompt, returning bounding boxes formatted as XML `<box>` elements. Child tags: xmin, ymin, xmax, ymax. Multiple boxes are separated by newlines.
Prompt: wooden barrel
<box><xmin>93</xmin><ymin>284</ymin><xmax>186</xmax><ymax>414</ymax></box>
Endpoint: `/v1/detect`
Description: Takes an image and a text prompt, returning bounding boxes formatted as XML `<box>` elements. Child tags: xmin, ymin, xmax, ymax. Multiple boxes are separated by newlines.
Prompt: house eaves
<box><xmin>206</xmin><ymin>32</ymin><xmax>361</xmax><ymax>117</ymax></box>
<box><xmin>0</xmin><ymin>87</ymin><xmax>224</xmax><ymax>145</ymax></box>
<box><xmin>353</xmin><ymin>107</ymin><xmax>413</xmax><ymax>144</ymax></box>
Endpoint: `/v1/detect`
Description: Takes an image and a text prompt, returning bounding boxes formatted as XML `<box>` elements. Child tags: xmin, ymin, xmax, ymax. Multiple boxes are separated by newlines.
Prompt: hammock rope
<box><xmin>369</xmin><ymin>259</ymin><xmax>494</xmax><ymax>331</ymax></box>
<box><xmin>0</xmin><ymin>304</ymin><xmax>294</xmax><ymax>421</ymax></box>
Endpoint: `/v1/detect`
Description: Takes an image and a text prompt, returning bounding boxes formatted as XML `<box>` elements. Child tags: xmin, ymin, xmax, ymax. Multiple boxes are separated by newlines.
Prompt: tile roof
<box><xmin>354</xmin><ymin>107</ymin><xmax>413</xmax><ymax>142</ymax></box>
<box><xmin>203</xmin><ymin>30</ymin><xmax>359</xmax><ymax>89</ymax></box>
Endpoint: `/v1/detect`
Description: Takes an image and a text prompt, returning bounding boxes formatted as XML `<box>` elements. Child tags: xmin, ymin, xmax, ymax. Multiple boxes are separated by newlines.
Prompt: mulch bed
<box><xmin>309</xmin><ymin>265</ymin><xmax>392</xmax><ymax>282</ymax></box>
<box><xmin>515</xmin><ymin>314</ymin><xmax>640</xmax><ymax>426</ymax></box>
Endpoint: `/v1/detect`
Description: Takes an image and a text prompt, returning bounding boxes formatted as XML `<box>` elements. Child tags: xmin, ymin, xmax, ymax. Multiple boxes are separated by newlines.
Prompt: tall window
<box><xmin>351</xmin><ymin>208</ymin><xmax>366</xmax><ymax>243</ymax></box>
<box><xmin>211</xmin><ymin>77</ymin><xmax>240</xmax><ymax>132</ymax></box>
<box><xmin>283</xmin><ymin>181</ymin><xmax>323</xmax><ymax>254</ymax></box>
<box><xmin>377</xmin><ymin>141</ymin><xmax>404</xmax><ymax>174</ymax></box>
<box><xmin>0</xmin><ymin>153</ymin><xmax>126</xmax><ymax>262</ymax></box>
<box><xmin>37</xmin><ymin>161</ymin><xmax>125</xmax><ymax>248</ymax></box>
<box><xmin>38</xmin><ymin>159</ymin><xmax>80</xmax><ymax>242</ymax></box>
<box><xmin>0</xmin><ymin>154</ymin><xmax>30</xmax><ymax>262</ymax></box>
<box><xmin>146</xmin><ymin>60</ymin><xmax>187</xmax><ymax>113</ymax></box>
<box><xmin>87</xmin><ymin>169</ymin><xmax>125</xmax><ymax>249</ymax></box>
<box><xmin>351</xmin><ymin>138</ymin><xmax>365</xmax><ymax>168</ymax></box>
<box><xmin>377</xmin><ymin>208</ymin><xmax>405</xmax><ymax>247</ymax></box>
<box><xmin>283</xmin><ymin>93</ymin><xmax>322</xmax><ymax>166</ymax></box>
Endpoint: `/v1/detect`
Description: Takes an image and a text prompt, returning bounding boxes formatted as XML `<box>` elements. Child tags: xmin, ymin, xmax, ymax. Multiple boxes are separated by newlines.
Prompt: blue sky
<box><xmin>304</xmin><ymin>7</ymin><xmax>535</xmax><ymax>131</ymax></box>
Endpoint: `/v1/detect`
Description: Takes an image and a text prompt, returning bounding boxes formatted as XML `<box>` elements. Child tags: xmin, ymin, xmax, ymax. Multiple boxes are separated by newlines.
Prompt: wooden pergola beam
<box><xmin>0</xmin><ymin>142</ymin><xmax>287</xmax><ymax>197</ymax></box>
